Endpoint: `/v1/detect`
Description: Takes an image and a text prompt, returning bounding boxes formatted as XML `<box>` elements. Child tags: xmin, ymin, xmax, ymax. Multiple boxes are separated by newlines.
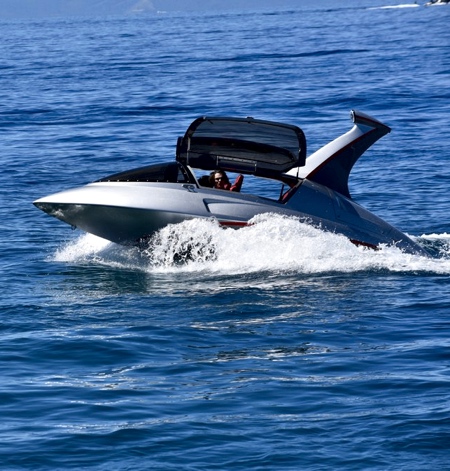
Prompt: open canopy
<box><xmin>176</xmin><ymin>116</ymin><xmax>306</xmax><ymax>178</ymax></box>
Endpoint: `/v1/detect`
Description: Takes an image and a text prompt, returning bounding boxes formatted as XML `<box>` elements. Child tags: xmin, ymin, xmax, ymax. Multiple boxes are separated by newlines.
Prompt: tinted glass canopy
<box><xmin>177</xmin><ymin>117</ymin><xmax>306</xmax><ymax>177</ymax></box>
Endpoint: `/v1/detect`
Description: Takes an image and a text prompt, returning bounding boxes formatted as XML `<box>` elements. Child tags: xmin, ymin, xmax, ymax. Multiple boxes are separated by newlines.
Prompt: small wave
<box><xmin>52</xmin><ymin>214</ymin><xmax>450</xmax><ymax>275</ymax></box>
<box><xmin>415</xmin><ymin>232</ymin><xmax>450</xmax><ymax>258</ymax></box>
<box><xmin>212</xmin><ymin>49</ymin><xmax>368</xmax><ymax>64</ymax></box>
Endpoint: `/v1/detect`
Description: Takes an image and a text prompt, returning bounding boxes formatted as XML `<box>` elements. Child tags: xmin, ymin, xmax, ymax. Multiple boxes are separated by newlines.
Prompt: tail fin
<box><xmin>287</xmin><ymin>110</ymin><xmax>391</xmax><ymax>198</ymax></box>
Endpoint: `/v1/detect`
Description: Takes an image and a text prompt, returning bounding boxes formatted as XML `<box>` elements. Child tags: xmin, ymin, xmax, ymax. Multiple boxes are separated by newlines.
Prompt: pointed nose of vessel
<box><xmin>34</xmin><ymin>199</ymin><xmax>57</xmax><ymax>215</ymax></box>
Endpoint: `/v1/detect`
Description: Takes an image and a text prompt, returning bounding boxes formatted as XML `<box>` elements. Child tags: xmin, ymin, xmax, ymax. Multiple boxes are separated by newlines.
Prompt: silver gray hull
<box><xmin>34</xmin><ymin>179</ymin><xmax>428</xmax><ymax>255</ymax></box>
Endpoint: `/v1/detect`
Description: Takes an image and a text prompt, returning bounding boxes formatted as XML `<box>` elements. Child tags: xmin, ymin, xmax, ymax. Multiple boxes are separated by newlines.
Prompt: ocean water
<box><xmin>1</xmin><ymin>1</ymin><xmax>450</xmax><ymax>469</ymax></box>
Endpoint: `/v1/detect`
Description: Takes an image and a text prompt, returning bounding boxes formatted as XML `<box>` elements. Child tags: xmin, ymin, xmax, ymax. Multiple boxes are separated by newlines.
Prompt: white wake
<box><xmin>369</xmin><ymin>4</ymin><xmax>421</xmax><ymax>10</ymax></box>
<box><xmin>52</xmin><ymin>214</ymin><xmax>450</xmax><ymax>275</ymax></box>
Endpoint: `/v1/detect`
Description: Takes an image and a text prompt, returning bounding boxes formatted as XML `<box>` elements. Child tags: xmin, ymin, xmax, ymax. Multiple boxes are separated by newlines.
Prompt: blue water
<box><xmin>1</xmin><ymin>1</ymin><xmax>450</xmax><ymax>469</ymax></box>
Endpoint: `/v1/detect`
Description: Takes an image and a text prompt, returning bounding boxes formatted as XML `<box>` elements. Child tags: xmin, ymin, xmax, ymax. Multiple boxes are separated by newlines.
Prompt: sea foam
<box><xmin>52</xmin><ymin>214</ymin><xmax>450</xmax><ymax>275</ymax></box>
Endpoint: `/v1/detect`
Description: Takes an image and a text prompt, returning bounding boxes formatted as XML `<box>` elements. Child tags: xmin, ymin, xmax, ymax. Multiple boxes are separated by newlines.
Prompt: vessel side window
<box><xmin>97</xmin><ymin>162</ymin><xmax>192</xmax><ymax>183</ymax></box>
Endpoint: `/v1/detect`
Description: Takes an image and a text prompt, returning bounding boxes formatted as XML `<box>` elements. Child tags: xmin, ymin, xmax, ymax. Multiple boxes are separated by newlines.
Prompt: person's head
<box><xmin>211</xmin><ymin>170</ymin><xmax>229</xmax><ymax>189</ymax></box>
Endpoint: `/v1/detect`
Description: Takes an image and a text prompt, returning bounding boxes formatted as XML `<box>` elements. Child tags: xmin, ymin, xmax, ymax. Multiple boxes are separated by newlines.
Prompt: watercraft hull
<box><xmin>34</xmin><ymin>179</ymin><xmax>427</xmax><ymax>255</ymax></box>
